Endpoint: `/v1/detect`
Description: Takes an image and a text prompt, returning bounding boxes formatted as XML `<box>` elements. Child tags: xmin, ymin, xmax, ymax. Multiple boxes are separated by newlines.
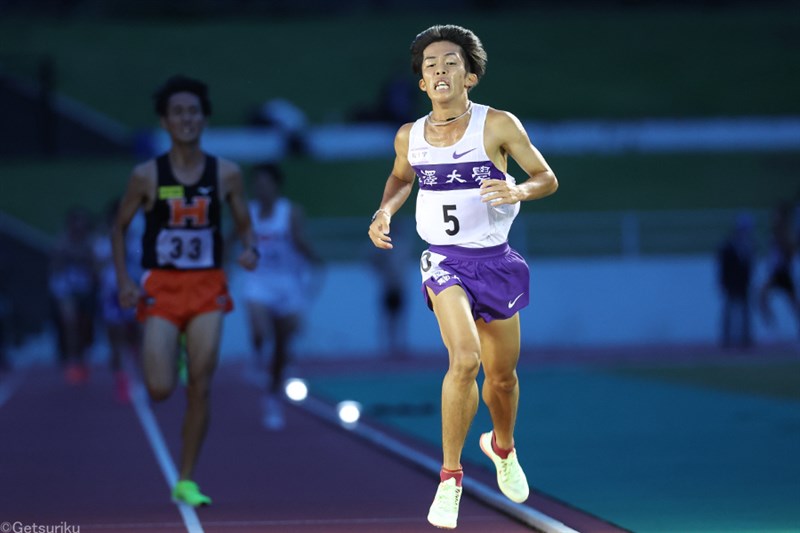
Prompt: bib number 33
<box><xmin>156</xmin><ymin>229</ymin><xmax>213</xmax><ymax>268</ymax></box>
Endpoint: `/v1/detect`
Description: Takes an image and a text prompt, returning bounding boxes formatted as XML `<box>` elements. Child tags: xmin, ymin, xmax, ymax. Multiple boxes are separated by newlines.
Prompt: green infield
<box><xmin>614</xmin><ymin>359</ymin><xmax>800</xmax><ymax>401</ymax></box>
<box><xmin>305</xmin><ymin>357</ymin><xmax>800</xmax><ymax>533</ymax></box>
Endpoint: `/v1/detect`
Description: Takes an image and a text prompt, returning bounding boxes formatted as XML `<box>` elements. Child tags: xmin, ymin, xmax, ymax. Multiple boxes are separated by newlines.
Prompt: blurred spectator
<box><xmin>794</xmin><ymin>189</ymin><xmax>800</xmax><ymax>258</ymax></box>
<box><xmin>717</xmin><ymin>213</ymin><xmax>755</xmax><ymax>349</ymax></box>
<box><xmin>240</xmin><ymin>163</ymin><xmax>321</xmax><ymax>430</ymax></box>
<box><xmin>0</xmin><ymin>241</ymin><xmax>9</xmax><ymax>372</ymax></box>
<box><xmin>349</xmin><ymin>71</ymin><xmax>418</xmax><ymax>126</ymax></box>
<box><xmin>93</xmin><ymin>198</ymin><xmax>143</xmax><ymax>403</ymax></box>
<box><xmin>247</xmin><ymin>98</ymin><xmax>308</xmax><ymax>156</ymax></box>
<box><xmin>49</xmin><ymin>206</ymin><xmax>98</xmax><ymax>384</ymax></box>
<box><xmin>0</xmin><ymin>307</ymin><xmax>7</xmax><ymax>372</ymax></box>
<box><xmin>758</xmin><ymin>201</ymin><xmax>800</xmax><ymax>336</ymax></box>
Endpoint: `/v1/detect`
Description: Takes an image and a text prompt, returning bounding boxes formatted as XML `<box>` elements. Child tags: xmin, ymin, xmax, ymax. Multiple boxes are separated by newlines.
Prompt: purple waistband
<box><xmin>428</xmin><ymin>243</ymin><xmax>510</xmax><ymax>259</ymax></box>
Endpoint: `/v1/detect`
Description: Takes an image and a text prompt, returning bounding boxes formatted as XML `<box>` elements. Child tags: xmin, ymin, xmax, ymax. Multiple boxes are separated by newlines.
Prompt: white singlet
<box><xmin>408</xmin><ymin>103</ymin><xmax>520</xmax><ymax>248</ymax></box>
<box><xmin>241</xmin><ymin>198</ymin><xmax>309</xmax><ymax>314</ymax></box>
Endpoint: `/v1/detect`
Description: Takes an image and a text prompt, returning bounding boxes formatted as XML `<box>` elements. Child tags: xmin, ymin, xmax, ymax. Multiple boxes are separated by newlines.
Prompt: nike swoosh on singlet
<box><xmin>452</xmin><ymin>148</ymin><xmax>477</xmax><ymax>159</ymax></box>
<box><xmin>508</xmin><ymin>293</ymin><xmax>525</xmax><ymax>308</ymax></box>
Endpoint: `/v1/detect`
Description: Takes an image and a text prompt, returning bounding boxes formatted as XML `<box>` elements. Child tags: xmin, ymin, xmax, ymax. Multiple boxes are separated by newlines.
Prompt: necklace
<box><xmin>426</xmin><ymin>102</ymin><xmax>472</xmax><ymax>126</ymax></box>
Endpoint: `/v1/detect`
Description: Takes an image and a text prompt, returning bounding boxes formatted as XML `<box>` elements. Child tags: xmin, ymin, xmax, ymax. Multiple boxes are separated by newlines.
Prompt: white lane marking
<box><xmin>129</xmin><ymin>377</ymin><xmax>205</xmax><ymax>533</ymax></box>
<box><xmin>81</xmin><ymin>516</ymin><xmax>505</xmax><ymax>529</ymax></box>
<box><xmin>300</xmin><ymin>395</ymin><xmax>580</xmax><ymax>533</ymax></box>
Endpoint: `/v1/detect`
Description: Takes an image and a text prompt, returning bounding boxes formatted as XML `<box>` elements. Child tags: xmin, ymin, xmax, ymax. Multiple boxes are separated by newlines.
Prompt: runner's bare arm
<box><xmin>220</xmin><ymin>159</ymin><xmax>258</xmax><ymax>271</ymax></box>
<box><xmin>369</xmin><ymin>123</ymin><xmax>416</xmax><ymax>250</ymax></box>
<box><xmin>480</xmin><ymin>109</ymin><xmax>558</xmax><ymax>206</ymax></box>
<box><xmin>289</xmin><ymin>205</ymin><xmax>321</xmax><ymax>265</ymax></box>
<box><xmin>112</xmin><ymin>161</ymin><xmax>155</xmax><ymax>308</ymax></box>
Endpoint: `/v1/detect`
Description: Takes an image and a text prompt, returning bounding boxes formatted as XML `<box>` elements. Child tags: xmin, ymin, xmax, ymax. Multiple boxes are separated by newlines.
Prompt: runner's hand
<box><xmin>368</xmin><ymin>211</ymin><xmax>393</xmax><ymax>250</ymax></box>
<box><xmin>238</xmin><ymin>246</ymin><xmax>259</xmax><ymax>271</ymax></box>
<box><xmin>480</xmin><ymin>179</ymin><xmax>523</xmax><ymax>206</ymax></box>
<box><xmin>117</xmin><ymin>276</ymin><xmax>140</xmax><ymax>309</ymax></box>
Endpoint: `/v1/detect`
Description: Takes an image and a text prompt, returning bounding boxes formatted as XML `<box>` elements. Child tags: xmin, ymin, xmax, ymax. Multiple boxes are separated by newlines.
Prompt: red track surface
<box><xmin>0</xmin><ymin>361</ymin><xmax>626</xmax><ymax>533</ymax></box>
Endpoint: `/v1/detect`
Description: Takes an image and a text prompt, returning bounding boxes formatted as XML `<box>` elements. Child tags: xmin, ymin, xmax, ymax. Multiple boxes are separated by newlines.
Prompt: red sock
<box><xmin>440</xmin><ymin>467</ymin><xmax>463</xmax><ymax>487</ymax></box>
<box><xmin>491</xmin><ymin>432</ymin><xmax>514</xmax><ymax>459</ymax></box>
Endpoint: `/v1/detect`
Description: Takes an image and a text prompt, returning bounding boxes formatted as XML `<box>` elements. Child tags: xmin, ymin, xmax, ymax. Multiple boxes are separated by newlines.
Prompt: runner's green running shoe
<box><xmin>172</xmin><ymin>480</ymin><xmax>211</xmax><ymax>507</ymax></box>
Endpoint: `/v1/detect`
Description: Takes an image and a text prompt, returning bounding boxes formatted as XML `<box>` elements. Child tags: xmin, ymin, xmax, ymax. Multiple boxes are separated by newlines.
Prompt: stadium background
<box><xmin>0</xmin><ymin>3</ymin><xmax>799</xmax><ymax>532</ymax></box>
<box><xmin>1</xmin><ymin>0</ymin><xmax>799</xmax><ymax>349</ymax></box>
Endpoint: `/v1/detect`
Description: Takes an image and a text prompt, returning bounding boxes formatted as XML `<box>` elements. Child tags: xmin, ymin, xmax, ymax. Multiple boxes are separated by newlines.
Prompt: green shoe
<box><xmin>172</xmin><ymin>480</ymin><xmax>211</xmax><ymax>507</ymax></box>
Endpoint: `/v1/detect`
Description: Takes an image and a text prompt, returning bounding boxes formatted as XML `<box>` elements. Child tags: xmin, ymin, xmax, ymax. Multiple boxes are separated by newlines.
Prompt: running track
<box><xmin>0</xmin><ymin>361</ymin><xmax>626</xmax><ymax>533</ymax></box>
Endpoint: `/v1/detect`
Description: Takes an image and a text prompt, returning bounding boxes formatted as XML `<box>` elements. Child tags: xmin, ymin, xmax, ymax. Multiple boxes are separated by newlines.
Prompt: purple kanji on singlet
<box><xmin>414</xmin><ymin>162</ymin><xmax>505</xmax><ymax>191</ymax></box>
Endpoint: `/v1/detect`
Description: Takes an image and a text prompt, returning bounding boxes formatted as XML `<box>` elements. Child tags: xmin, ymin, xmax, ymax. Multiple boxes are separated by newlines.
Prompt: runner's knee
<box><xmin>484</xmin><ymin>370</ymin><xmax>518</xmax><ymax>393</ymax></box>
<box><xmin>448</xmin><ymin>349</ymin><xmax>480</xmax><ymax>380</ymax></box>
<box><xmin>147</xmin><ymin>380</ymin><xmax>173</xmax><ymax>402</ymax></box>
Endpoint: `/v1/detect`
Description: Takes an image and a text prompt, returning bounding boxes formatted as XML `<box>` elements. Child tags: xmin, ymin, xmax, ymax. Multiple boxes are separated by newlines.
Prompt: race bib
<box><xmin>419</xmin><ymin>249</ymin><xmax>450</xmax><ymax>284</ymax></box>
<box><xmin>156</xmin><ymin>228</ymin><xmax>214</xmax><ymax>268</ymax></box>
<box><xmin>416</xmin><ymin>189</ymin><xmax>490</xmax><ymax>245</ymax></box>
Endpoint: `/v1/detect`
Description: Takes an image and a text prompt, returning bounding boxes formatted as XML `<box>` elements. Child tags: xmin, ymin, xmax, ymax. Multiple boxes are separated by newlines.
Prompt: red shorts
<box><xmin>137</xmin><ymin>269</ymin><xmax>233</xmax><ymax>330</ymax></box>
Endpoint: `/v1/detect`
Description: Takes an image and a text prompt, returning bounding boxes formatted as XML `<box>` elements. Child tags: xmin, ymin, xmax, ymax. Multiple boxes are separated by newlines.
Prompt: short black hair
<box><xmin>410</xmin><ymin>25</ymin><xmax>487</xmax><ymax>80</ymax></box>
<box><xmin>252</xmin><ymin>163</ymin><xmax>284</xmax><ymax>188</ymax></box>
<box><xmin>153</xmin><ymin>75</ymin><xmax>212</xmax><ymax>117</ymax></box>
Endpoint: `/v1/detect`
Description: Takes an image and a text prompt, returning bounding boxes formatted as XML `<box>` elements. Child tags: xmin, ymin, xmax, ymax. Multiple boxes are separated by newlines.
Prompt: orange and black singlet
<box><xmin>141</xmin><ymin>153</ymin><xmax>223</xmax><ymax>270</ymax></box>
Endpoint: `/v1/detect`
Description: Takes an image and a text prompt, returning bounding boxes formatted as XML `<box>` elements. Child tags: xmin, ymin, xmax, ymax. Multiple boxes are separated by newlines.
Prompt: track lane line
<box><xmin>299</xmin><ymin>395</ymin><xmax>579</xmax><ymax>533</ymax></box>
<box><xmin>129</xmin><ymin>376</ymin><xmax>204</xmax><ymax>533</ymax></box>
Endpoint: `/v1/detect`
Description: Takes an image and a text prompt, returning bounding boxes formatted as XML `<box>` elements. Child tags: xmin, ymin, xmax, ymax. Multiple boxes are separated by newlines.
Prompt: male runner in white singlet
<box><xmin>368</xmin><ymin>25</ymin><xmax>558</xmax><ymax>529</ymax></box>
<box><xmin>240</xmin><ymin>163</ymin><xmax>319</xmax><ymax>430</ymax></box>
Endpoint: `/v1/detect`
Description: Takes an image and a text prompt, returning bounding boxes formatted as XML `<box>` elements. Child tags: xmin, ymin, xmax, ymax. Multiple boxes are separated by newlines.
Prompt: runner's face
<box><xmin>418</xmin><ymin>40</ymin><xmax>476</xmax><ymax>102</ymax></box>
<box><xmin>161</xmin><ymin>92</ymin><xmax>206</xmax><ymax>144</ymax></box>
<box><xmin>253</xmin><ymin>173</ymin><xmax>279</xmax><ymax>204</ymax></box>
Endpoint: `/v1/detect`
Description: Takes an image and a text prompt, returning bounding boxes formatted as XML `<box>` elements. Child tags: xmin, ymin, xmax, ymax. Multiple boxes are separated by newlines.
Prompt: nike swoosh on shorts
<box><xmin>508</xmin><ymin>293</ymin><xmax>524</xmax><ymax>308</ymax></box>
